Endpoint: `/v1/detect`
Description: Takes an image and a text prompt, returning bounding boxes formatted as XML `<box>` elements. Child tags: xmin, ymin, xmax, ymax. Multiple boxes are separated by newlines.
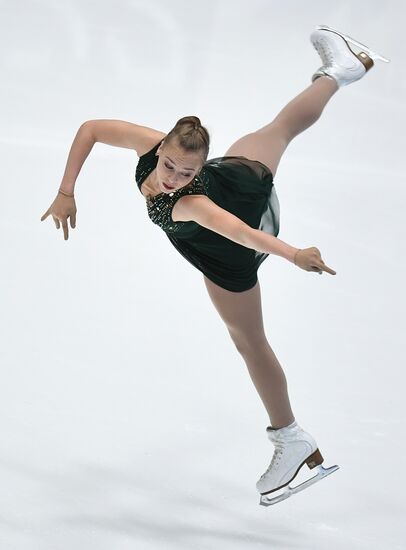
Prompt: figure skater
<box><xmin>40</xmin><ymin>25</ymin><xmax>389</xmax><ymax>505</ymax></box>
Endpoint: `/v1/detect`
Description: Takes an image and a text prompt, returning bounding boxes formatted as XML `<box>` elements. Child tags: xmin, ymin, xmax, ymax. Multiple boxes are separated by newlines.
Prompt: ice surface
<box><xmin>1</xmin><ymin>0</ymin><xmax>405</xmax><ymax>549</ymax></box>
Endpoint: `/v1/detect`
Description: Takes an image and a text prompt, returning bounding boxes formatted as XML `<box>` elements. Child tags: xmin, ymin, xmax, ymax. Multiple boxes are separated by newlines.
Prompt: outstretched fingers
<box><xmin>315</xmin><ymin>259</ymin><xmax>336</xmax><ymax>275</ymax></box>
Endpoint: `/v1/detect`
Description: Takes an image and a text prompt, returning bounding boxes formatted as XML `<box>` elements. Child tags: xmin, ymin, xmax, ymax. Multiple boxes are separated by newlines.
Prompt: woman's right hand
<box><xmin>294</xmin><ymin>247</ymin><xmax>336</xmax><ymax>275</ymax></box>
<box><xmin>40</xmin><ymin>192</ymin><xmax>77</xmax><ymax>241</ymax></box>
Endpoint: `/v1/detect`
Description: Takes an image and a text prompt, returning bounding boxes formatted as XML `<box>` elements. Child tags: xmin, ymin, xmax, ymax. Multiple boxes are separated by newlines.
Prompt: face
<box><xmin>155</xmin><ymin>140</ymin><xmax>203</xmax><ymax>193</ymax></box>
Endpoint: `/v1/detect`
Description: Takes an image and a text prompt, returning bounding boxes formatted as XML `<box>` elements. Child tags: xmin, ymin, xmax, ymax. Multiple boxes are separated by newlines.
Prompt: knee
<box><xmin>228</xmin><ymin>328</ymin><xmax>268</xmax><ymax>357</ymax></box>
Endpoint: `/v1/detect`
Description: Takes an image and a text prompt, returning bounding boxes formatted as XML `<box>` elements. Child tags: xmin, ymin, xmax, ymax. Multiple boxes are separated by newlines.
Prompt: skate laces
<box><xmin>314</xmin><ymin>39</ymin><xmax>335</xmax><ymax>65</ymax></box>
<box><xmin>260</xmin><ymin>441</ymin><xmax>284</xmax><ymax>480</ymax></box>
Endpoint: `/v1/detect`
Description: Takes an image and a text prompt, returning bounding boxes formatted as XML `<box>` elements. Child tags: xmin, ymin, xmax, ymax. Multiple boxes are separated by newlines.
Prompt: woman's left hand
<box><xmin>294</xmin><ymin>247</ymin><xmax>336</xmax><ymax>275</ymax></box>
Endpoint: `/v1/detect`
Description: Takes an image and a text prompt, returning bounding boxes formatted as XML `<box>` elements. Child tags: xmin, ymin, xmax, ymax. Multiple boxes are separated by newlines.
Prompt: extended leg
<box><xmin>224</xmin><ymin>76</ymin><xmax>338</xmax><ymax>177</ymax></box>
<box><xmin>203</xmin><ymin>275</ymin><xmax>295</xmax><ymax>428</ymax></box>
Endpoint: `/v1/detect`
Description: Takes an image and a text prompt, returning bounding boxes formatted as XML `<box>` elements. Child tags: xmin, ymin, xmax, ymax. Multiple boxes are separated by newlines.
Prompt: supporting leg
<box><xmin>203</xmin><ymin>275</ymin><xmax>295</xmax><ymax>428</ymax></box>
<box><xmin>236</xmin><ymin>337</ymin><xmax>295</xmax><ymax>429</ymax></box>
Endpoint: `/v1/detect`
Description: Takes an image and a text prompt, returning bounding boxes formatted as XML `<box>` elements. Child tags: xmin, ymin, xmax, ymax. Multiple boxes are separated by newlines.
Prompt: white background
<box><xmin>1</xmin><ymin>1</ymin><xmax>405</xmax><ymax>548</ymax></box>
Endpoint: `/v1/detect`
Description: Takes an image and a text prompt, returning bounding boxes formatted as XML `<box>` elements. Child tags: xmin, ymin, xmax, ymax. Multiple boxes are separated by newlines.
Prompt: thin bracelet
<box><xmin>58</xmin><ymin>189</ymin><xmax>74</xmax><ymax>198</ymax></box>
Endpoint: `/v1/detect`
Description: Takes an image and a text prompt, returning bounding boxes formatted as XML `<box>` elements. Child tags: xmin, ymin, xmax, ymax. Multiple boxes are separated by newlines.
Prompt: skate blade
<box><xmin>315</xmin><ymin>24</ymin><xmax>390</xmax><ymax>63</ymax></box>
<box><xmin>259</xmin><ymin>464</ymin><xmax>339</xmax><ymax>506</ymax></box>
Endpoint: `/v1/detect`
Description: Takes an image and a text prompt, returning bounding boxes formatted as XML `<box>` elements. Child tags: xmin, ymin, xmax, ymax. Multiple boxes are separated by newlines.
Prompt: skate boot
<box><xmin>256</xmin><ymin>420</ymin><xmax>339</xmax><ymax>506</ymax></box>
<box><xmin>310</xmin><ymin>24</ymin><xmax>390</xmax><ymax>88</ymax></box>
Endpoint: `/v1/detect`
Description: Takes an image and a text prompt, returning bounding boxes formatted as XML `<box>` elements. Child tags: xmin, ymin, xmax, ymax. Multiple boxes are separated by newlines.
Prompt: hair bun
<box><xmin>166</xmin><ymin>116</ymin><xmax>210</xmax><ymax>163</ymax></box>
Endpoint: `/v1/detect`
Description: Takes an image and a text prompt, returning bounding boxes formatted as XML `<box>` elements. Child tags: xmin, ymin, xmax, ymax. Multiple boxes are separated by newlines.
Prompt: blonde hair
<box><xmin>164</xmin><ymin>115</ymin><xmax>210</xmax><ymax>165</ymax></box>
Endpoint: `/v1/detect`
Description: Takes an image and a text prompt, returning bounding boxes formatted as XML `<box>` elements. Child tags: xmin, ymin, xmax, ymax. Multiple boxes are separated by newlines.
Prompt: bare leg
<box><xmin>204</xmin><ymin>79</ymin><xmax>340</xmax><ymax>428</ymax></box>
<box><xmin>224</xmin><ymin>76</ymin><xmax>339</xmax><ymax>176</ymax></box>
<box><xmin>241</xmin><ymin>341</ymin><xmax>295</xmax><ymax>429</ymax></box>
<box><xmin>203</xmin><ymin>276</ymin><xmax>295</xmax><ymax>428</ymax></box>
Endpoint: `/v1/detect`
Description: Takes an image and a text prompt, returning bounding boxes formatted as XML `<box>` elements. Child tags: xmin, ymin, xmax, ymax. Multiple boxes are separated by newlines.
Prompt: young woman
<box><xmin>40</xmin><ymin>25</ymin><xmax>389</xmax><ymax>506</ymax></box>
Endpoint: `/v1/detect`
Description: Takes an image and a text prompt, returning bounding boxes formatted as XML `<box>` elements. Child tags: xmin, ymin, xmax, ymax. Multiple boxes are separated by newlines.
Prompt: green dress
<box><xmin>135</xmin><ymin>138</ymin><xmax>280</xmax><ymax>292</ymax></box>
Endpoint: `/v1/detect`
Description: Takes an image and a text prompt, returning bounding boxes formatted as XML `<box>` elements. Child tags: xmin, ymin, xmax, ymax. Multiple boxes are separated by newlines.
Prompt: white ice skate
<box><xmin>256</xmin><ymin>420</ymin><xmax>339</xmax><ymax>506</ymax></box>
<box><xmin>310</xmin><ymin>24</ymin><xmax>390</xmax><ymax>88</ymax></box>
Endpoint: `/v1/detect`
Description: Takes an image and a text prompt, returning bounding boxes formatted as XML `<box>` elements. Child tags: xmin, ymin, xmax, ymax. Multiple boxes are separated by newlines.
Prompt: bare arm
<box><xmin>176</xmin><ymin>195</ymin><xmax>299</xmax><ymax>263</ymax></box>
<box><xmin>58</xmin><ymin>119</ymin><xmax>166</xmax><ymax>195</ymax></box>
<box><xmin>176</xmin><ymin>195</ymin><xmax>336</xmax><ymax>274</ymax></box>
<box><xmin>42</xmin><ymin>119</ymin><xmax>165</xmax><ymax>240</ymax></box>
<box><xmin>242</xmin><ymin>227</ymin><xmax>300</xmax><ymax>263</ymax></box>
<box><xmin>58</xmin><ymin>123</ymin><xmax>95</xmax><ymax>195</ymax></box>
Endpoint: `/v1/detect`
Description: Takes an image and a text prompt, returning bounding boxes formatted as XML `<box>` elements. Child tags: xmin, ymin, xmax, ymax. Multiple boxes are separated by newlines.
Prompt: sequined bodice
<box><xmin>135</xmin><ymin>139</ymin><xmax>210</xmax><ymax>235</ymax></box>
